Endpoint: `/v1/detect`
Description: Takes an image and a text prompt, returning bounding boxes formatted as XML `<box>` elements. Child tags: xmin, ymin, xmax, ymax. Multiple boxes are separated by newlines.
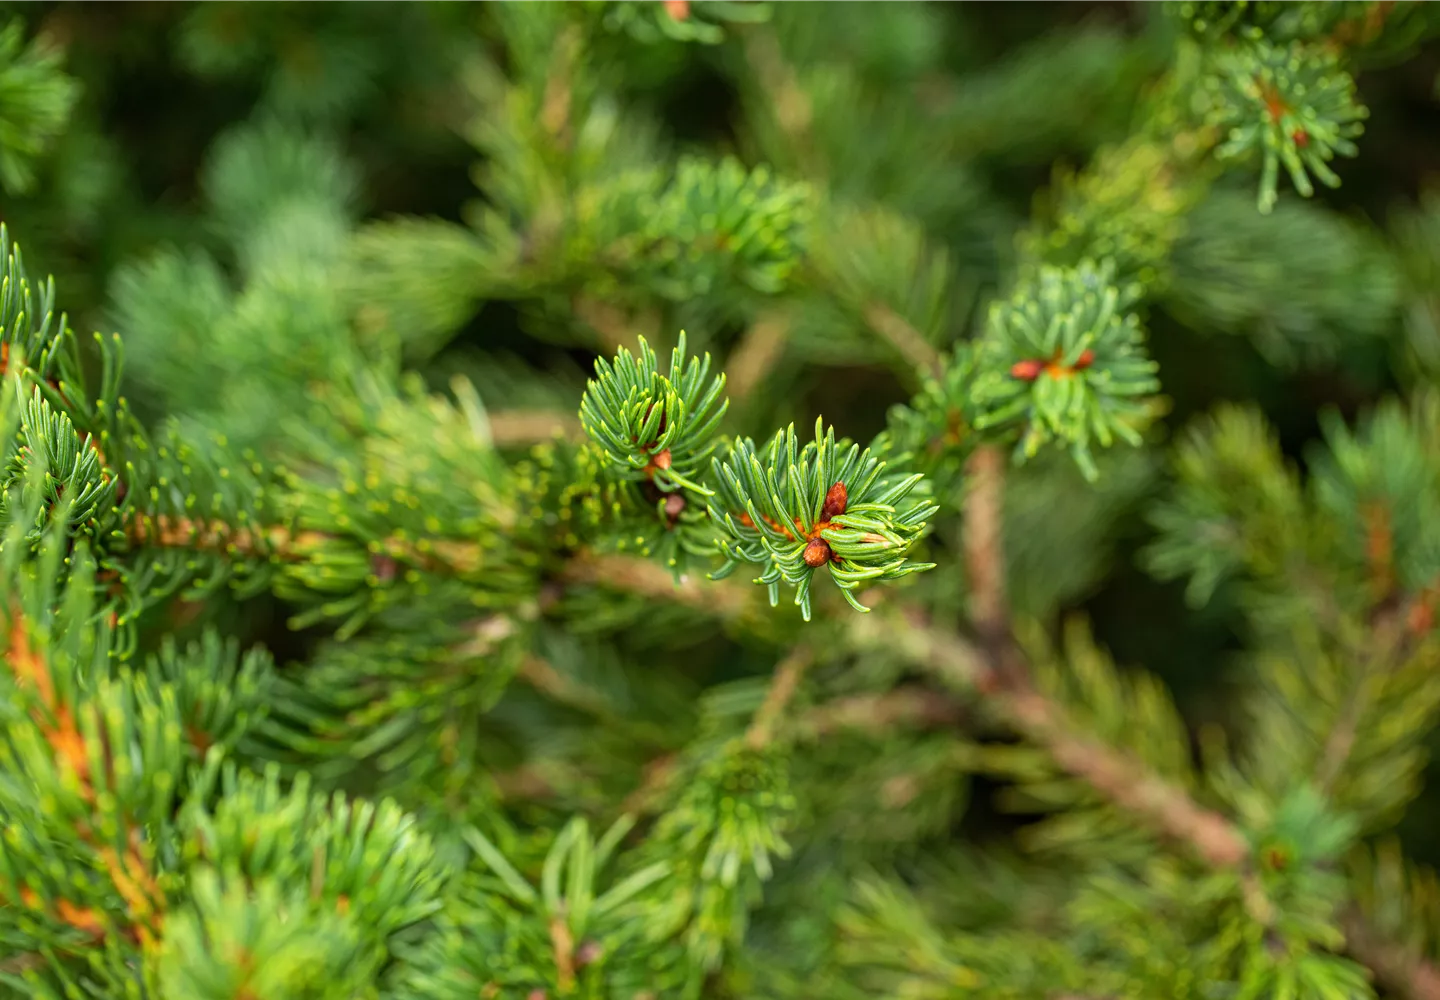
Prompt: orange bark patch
<box><xmin>1260</xmin><ymin>83</ymin><xmax>1289</xmax><ymax>123</ymax></box>
<box><xmin>1362</xmin><ymin>502</ymin><xmax>1396</xmax><ymax>599</ymax></box>
<box><xmin>55</xmin><ymin>899</ymin><xmax>106</xmax><ymax>936</ymax></box>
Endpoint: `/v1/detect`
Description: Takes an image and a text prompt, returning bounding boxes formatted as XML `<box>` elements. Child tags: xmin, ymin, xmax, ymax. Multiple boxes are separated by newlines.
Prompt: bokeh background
<box><xmin>4</xmin><ymin>0</ymin><xmax>1440</xmax><ymax>859</ymax></box>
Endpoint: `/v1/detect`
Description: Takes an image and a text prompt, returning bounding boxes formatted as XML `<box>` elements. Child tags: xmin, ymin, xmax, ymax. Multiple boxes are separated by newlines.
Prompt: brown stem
<box><xmin>550</xmin><ymin>913</ymin><xmax>577</xmax><ymax>992</ymax></box>
<box><xmin>487</xmin><ymin>410</ymin><xmax>582</xmax><ymax>446</ymax></box>
<box><xmin>569</xmin><ymin>551</ymin><xmax>1245</xmax><ymax>865</ymax></box>
<box><xmin>572</xmin><ymin>293</ymin><xmax>655</xmax><ymax>354</ymax></box>
<box><xmin>0</xmin><ymin>951</ymin><xmax>44</xmax><ymax>974</ymax></box>
<box><xmin>1001</xmin><ymin>682</ymin><xmax>1249</xmax><ymax>868</ymax></box>
<box><xmin>125</xmin><ymin>515</ymin><xmax>486</xmax><ymax>576</ymax></box>
<box><xmin>540</xmin><ymin>25</ymin><xmax>580</xmax><ymax>148</ymax></box>
<box><xmin>1318</xmin><ymin>596</ymin><xmax>1427</xmax><ymax>795</ymax></box>
<box><xmin>795</xmin><ymin>686</ymin><xmax>966</xmax><ymax>739</ymax></box>
<box><xmin>862</xmin><ymin>302</ymin><xmax>943</xmax><ymax>380</ymax></box>
<box><xmin>517</xmin><ymin>654</ymin><xmax>610</xmax><ymax>718</ymax></box>
<box><xmin>559</xmin><ymin>551</ymin><xmax>753</xmax><ymax>622</ymax></box>
<box><xmin>963</xmin><ymin>445</ymin><xmax>1009</xmax><ymax>666</ymax></box>
<box><xmin>746</xmin><ymin>646</ymin><xmax>812</xmax><ymax>749</ymax></box>
<box><xmin>725</xmin><ymin>311</ymin><xmax>790</xmax><ymax>404</ymax></box>
<box><xmin>621</xmin><ymin>753</ymin><xmax>679</xmax><ymax>816</ymax></box>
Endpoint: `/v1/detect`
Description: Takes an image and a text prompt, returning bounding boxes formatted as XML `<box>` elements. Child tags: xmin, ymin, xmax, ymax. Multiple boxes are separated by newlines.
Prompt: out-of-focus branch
<box><xmin>962</xmin><ymin>445</ymin><xmax>1009</xmax><ymax>674</ymax></box>
<box><xmin>741</xmin><ymin>27</ymin><xmax>821</xmax><ymax>179</ymax></box>
<box><xmin>1342</xmin><ymin>907</ymin><xmax>1440</xmax><ymax>1000</ymax></box>
<box><xmin>726</xmin><ymin>311</ymin><xmax>790</xmax><ymax>404</ymax></box>
<box><xmin>746</xmin><ymin>646</ymin><xmax>812</xmax><ymax>748</ymax></box>
<box><xmin>565</xmin><ymin>548</ymin><xmax>1247</xmax><ymax>865</ymax></box>
<box><xmin>862</xmin><ymin>302</ymin><xmax>942</xmax><ymax>379</ymax></box>
<box><xmin>555</xmin><ymin>544</ymin><xmax>1440</xmax><ymax>994</ymax></box>
<box><xmin>487</xmin><ymin>410</ymin><xmax>582</xmax><ymax>446</ymax></box>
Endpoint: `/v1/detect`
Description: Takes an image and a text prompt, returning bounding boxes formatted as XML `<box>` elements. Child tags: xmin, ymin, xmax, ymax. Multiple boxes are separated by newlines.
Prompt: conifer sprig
<box><xmin>1204</xmin><ymin>38</ymin><xmax>1368</xmax><ymax>213</ymax></box>
<box><xmin>0</xmin><ymin>20</ymin><xmax>78</xmax><ymax>195</ymax></box>
<box><xmin>708</xmin><ymin>417</ymin><xmax>936</xmax><ymax>620</ymax></box>
<box><xmin>971</xmin><ymin>260</ymin><xmax>1161</xmax><ymax>480</ymax></box>
<box><xmin>579</xmin><ymin>332</ymin><xmax>728</xmax><ymax>497</ymax></box>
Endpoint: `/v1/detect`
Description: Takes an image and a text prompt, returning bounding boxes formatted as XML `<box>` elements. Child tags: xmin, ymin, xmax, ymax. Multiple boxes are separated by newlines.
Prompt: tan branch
<box><xmin>621</xmin><ymin>753</ymin><xmax>679</xmax><ymax>816</ymax></box>
<box><xmin>862</xmin><ymin>302</ymin><xmax>943</xmax><ymax>379</ymax></box>
<box><xmin>746</xmin><ymin>646</ymin><xmax>812</xmax><ymax>749</ymax></box>
<box><xmin>1342</xmin><ymin>906</ymin><xmax>1440</xmax><ymax>1000</ymax></box>
<box><xmin>725</xmin><ymin>311</ymin><xmax>790</xmax><ymax>404</ymax></box>
<box><xmin>963</xmin><ymin>445</ymin><xmax>1009</xmax><ymax>661</ymax></box>
<box><xmin>567</xmin><ymin>551</ymin><xmax>1245</xmax><ymax>866</ymax></box>
<box><xmin>573</xmin><ymin>294</ymin><xmax>658</xmax><ymax>354</ymax></box>
<box><xmin>487</xmin><ymin>410</ymin><xmax>582</xmax><ymax>446</ymax></box>
<box><xmin>124</xmin><ymin>515</ymin><xmax>486</xmax><ymax>576</ymax></box>
<box><xmin>559</xmin><ymin>551</ymin><xmax>754</xmax><ymax>622</ymax></box>
<box><xmin>1000</xmin><ymin>683</ymin><xmax>1249</xmax><ymax>868</ymax></box>
<box><xmin>795</xmin><ymin>686</ymin><xmax>966</xmax><ymax>739</ymax></box>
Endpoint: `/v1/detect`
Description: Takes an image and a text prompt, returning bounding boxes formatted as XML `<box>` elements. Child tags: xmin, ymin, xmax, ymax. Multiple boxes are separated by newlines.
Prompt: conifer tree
<box><xmin>3</xmin><ymin>3</ymin><xmax>1440</xmax><ymax>998</ymax></box>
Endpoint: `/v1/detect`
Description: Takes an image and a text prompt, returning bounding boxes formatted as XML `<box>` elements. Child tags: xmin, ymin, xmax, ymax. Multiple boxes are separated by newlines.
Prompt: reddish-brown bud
<box><xmin>664</xmin><ymin>0</ymin><xmax>690</xmax><ymax>19</ymax></box>
<box><xmin>803</xmin><ymin>536</ymin><xmax>832</xmax><ymax>568</ymax></box>
<box><xmin>1074</xmin><ymin>349</ymin><xmax>1096</xmax><ymax>370</ymax></box>
<box><xmin>371</xmin><ymin>554</ymin><xmax>399</xmax><ymax>582</ymax></box>
<box><xmin>821</xmin><ymin>482</ymin><xmax>847</xmax><ymax>521</ymax></box>
<box><xmin>1009</xmin><ymin>358</ymin><xmax>1044</xmax><ymax>381</ymax></box>
<box><xmin>1292</xmin><ymin>128</ymin><xmax>1309</xmax><ymax>148</ymax></box>
<box><xmin>651</xmin><ymin>449</ymin><xmax>672</xmax><ymax>471</ymax></box>
<box><xmin>663</xmin><ymin>492</ymin><xmax>685</xmax><ymax>523</ymax></box>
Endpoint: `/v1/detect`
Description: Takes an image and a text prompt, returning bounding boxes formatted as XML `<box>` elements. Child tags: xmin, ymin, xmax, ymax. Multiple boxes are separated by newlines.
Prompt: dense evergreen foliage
<box><xmin>3</xmin><ymin>2</ymin><xmax>1440</xmax><ymax>997</ymax></box>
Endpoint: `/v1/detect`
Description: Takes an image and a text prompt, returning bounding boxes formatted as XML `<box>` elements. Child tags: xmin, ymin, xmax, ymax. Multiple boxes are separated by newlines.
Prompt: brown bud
<box><xmin>821</xmin><ymin>481</ymin><xmax>847</xmax><ymax>521</ymax></box>
<box><xmin>663</xmin><ymin>492</ymin><xmax>686</xmax><ymax>524</ymax></box>
<box><xmin>371</xmin><ymin>554</ymin><xmax>399</xmax><ymax>582</ymax></box>
<box><xmin>1074</xmin><ymin>349</ymin><xmax>1095</xmax><ymax>370</ymax></box>
<box><xmin>1262</xmin><ymin>845</ymin><xmax>1290</xmax><ymax>872</ymax></box>
<box><xmin>577</xmin><ymin>940</ymin><xmax>604</xmax><ymax>966</ymax></box>
<box><xmin>651</xmin><ymin>448</ymin><xmax>672</xmax><ymax>471</ymax></box>
<box><xmin>803</xmin><ymin>536</ymin><xmax>832</xmax><ymax>568</ymax></box>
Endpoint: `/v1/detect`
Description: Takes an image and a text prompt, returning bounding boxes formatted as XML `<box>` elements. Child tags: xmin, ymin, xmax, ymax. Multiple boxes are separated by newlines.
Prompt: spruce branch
<box><xmin>1203</xmin><ymin>37</ymin><xmax>1368</xmax><ymax>213</ymax></box>
<box><xmin>710</xmin><ymin>418</ymin><xmax>937</xmax><ymax>619</ymax></box>
<box><xmin>0</xmin><ymin>20</ymin><xmax>79</xmax><ymax>195</ymax></box>
<box><xmin>970</xmin><ymin>260</ymin><xmax>1161</xmax><ymax>481</ymax></box>
<box><xmin>604</xmin><ymin>0</ymin><xmax>770</xmax><ymax>46</ymax></box>
<box><xmin>573</xmin><ymin>550</ymin><xmax>1248</xmax><ymax>866</ymax></box>
<box><xmin>572</xmin><ymin>554</ymin><xmax>1440</xmax><ymax>989</ymax></box>
<box><xmin>579</xmin><ymin>331</ymin><xmax>728</xmax><ymax>496</ymax></box>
